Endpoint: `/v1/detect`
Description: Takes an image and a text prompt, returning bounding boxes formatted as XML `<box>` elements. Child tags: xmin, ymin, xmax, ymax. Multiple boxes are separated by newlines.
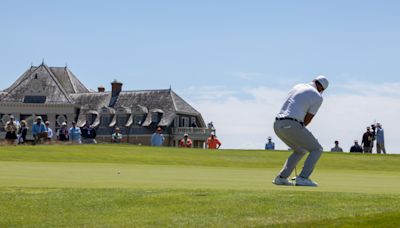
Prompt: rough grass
<box><xmin>0</xmin><ymin>145</ymin><xmax>399</xmax><ymax>227</ymax></box>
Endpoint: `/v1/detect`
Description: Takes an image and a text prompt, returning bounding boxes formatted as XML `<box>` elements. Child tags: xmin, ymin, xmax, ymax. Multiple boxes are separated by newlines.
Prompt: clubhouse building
<box><xmin>0</xmin><ymin>63</ymin><xmax>211</xmax><ymax>147</ymax></box>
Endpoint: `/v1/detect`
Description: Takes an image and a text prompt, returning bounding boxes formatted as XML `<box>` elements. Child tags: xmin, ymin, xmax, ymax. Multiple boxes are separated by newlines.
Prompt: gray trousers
<box><xmin>274</xmin><ymin>119</ymin><xmax>323</xmax><ymax>179</ymax></box>
<box><xmin>377</xmin><ymin>142</ymin><xmax>386</xmax><ymax>154</ymax></box>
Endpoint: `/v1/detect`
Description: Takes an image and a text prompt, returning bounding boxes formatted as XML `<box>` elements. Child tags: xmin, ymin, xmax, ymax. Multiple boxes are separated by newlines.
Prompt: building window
<box><xmin>24</xmin><ymin>96</ymin><xmax>46</xmax><ymax>103</ymax></box>
<box><xmin>191</xmin><ymin>117</ymin><xmax>197</xmax><ymax>127</ymax></box>
<box><xmin>117</xmin><ymin>115</ymin><xmax>128</xmax><ymax>127</ymax></box>
<box><xmin>85</xmin><ymin>114</ymin><xmax>97</xmax><ymax>125</ymax></box>
<box><xmin>181</xmin><ymin>117</ymin><xmax>189</xmax><ymax>127</ymax></box>
<box><xmin>151</xmin><ymin>112</ymin><xmax>160</xmax><ymax>123</ymax></box>
<box><xmin>134</xmin><ymin>115</ymin><xmax>144</xmax><ymax>126</ymax></box>
<box><xmin>101</xmin><ymin>116</ymin><xmax>110</xmax><ymax>127</ymax></box>
<box><xmin>174</xmin><ymin>116</ymin><xmax>179</xmax><ymax>128</ymax></box>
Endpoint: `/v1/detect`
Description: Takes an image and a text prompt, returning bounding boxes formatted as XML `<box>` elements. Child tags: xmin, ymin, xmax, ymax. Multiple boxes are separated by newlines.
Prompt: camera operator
<box><xmin>361</xmin><ymin>126</ymin><xmax>375</xmax><ymax>153</ymax></box>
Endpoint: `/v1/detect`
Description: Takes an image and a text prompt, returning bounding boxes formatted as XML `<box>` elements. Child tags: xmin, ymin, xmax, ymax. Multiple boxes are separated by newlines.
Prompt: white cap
<box><xmin>184</xmin><ymin>133</ymin><xmax>188</xmax><ymax>137</ymax></box>
<box><xmin>315</xmin><ymin>75</ymin><xmax>329</xmax><ymax>90</ymax></box>
<box><xmin>268</xmin><ymin>136</ymin><xmax>272</xmax><ymax>140</ymax></box>
<box><xmin>211</xmin><ymin>132</ymin><xmax>215</xmax><ymax>136</ymax></box>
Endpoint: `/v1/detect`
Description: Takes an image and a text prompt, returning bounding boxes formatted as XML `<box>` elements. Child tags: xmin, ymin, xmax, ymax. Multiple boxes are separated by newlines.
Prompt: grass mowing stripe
<box><xmin>1</xmin><ymin>145</ymin><xmax>400</xmax><ymax>171</ymax></box>
<box><xmin>0</xmin><ymin>188</ymin><xmax>399</xmax><ymax>227</ymax></box>
<box><xmin>0</xmin><ymin>161</ymin><xmax>399</xmax><ymax>194</ymax></box>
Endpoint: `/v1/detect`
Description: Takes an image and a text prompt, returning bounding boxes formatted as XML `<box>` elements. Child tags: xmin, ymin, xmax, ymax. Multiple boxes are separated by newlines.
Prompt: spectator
<box><xmin>207</xmin><ymin>132</ymin><xmax>221</xmax><ymax>149</ymax></box>
<box><xmin>179</xmin><ymin>133</ymin><xmax>193</xmax><ymax>148</ymax></box>
<box><xmin>191</xmin><ymin>122</ymin><xmax>197</xmax><ymax>128</ymax></box>
<box><xmin>330</xmin><ymin>140</ymin><xmax>343</xmax><ymax>152</ymax></box>
<box><xmin>350</xmin><ymin>140</ymin><xmax>363</xmax><ymax>153</ymax></box>
<box><xmin>151</xmin><ymin>127</ymin><xmax>164</xmax><ymax>146</ymax></box>
<box><xmin>69</xmin><ymin>121</ymin><xmax>82</xmax><ymax>144</ymax></box>
<box><xmin>4</xmin><ymin>115</ymin><xmax>18</xmax><ymax>145</ymax></box>
<box><xmin>32</xmin><ymin>116</ymin><xmax>48</xmax><ymax>145</ymax></box>
<box><xmin>82</xmin><ymin>121</ymin><xmax>97</xmax><ymax>144</ymax></box>
<box><xmin>17</xmin><ymin>120</ymin><xmax>28</xmax><ymax>144</ymax></box>
<box><xmin>265</xmin><ymin>136</ymin><xmax>275</xmax><ymax>150</ymax></box>
<box><xmin>45</xmin><ymin>121</ymin><xmax>54</xmax><ymax>142</ymax></box>
<box><xmin>112</xmin><ymin>127</ymin><xmax>123</xmax><ymax>143</ymax></box>
<box><xmin>376</xmin><ymin>123</ymin><xmax>386</xmax><ymax>154</ymax></box>
<box><xmin>361</xmin><ymin>126</ymin><xmax>374</xmax><ymax>153</ymax></box>
<box><xmin>57</xmin><ymin>122</ymin><xmax>69</xmax><ymax>141</ymax></box>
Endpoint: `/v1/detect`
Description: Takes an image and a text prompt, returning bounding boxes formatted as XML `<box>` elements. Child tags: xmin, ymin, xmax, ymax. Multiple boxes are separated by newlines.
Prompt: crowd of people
<box><xmin>4</xmin><ymin>116</ymin><xmax>222</xmax><ymax>149</ymax></box>
<box><xmin>265</xmin><ymin>123</ymin><xmax>386</xmax><ymax>154</ymax></box>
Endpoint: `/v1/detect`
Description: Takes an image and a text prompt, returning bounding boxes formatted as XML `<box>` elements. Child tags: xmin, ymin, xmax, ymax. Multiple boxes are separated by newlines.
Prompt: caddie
<box><xmin>273</xmin><ymin>75</ymin><xmax>328</xmax><ymax>187</ymax></box>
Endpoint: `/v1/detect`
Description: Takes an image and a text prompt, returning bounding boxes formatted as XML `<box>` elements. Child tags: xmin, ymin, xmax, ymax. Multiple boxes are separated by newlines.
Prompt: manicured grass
<box><xmin>0</xmin><ymin>145</ymin><xmax>399</xmax><ymax>227</ymax></box>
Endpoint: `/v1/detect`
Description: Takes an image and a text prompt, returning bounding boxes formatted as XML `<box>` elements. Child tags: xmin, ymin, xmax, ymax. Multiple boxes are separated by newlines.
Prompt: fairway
<box><xmin>0</xmin><ymin>145</ymin><xmax>400</xmax><ymax>227</ymax></box>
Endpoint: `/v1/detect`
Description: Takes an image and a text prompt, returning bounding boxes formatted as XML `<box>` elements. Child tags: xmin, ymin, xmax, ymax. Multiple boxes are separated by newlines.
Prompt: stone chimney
<box><xmin>111</xmin><ymin>80</ymin><xmax>123</xmax><ymax>97</ymax></box>
<box><xmin>98</xmin><ymin>86</ymin><xmax>105</xmax><ymax>92</ymax></box>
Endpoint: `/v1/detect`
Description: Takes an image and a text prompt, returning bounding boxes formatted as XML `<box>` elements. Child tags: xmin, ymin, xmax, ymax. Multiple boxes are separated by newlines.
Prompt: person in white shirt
<box><xmin>45</xmin><ymin>121</ymin><xmax>54</xmax><ymax>142</ymax></box>
<box><xmin>330</xmin><ymin>140</ymin><xmax>343</xmax><ymax>152</ymax></box>
<box><xmin>272</xmin><ymin>75</ymin><xmax>328</xmax><ymax>187</ymax></box>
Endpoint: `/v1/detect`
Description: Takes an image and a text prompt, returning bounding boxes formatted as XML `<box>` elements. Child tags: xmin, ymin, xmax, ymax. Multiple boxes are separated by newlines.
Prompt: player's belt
<box><xmin>275</xmin><ymin>117</ymin><xmax>304</xmax><ymax>126</ymax></box>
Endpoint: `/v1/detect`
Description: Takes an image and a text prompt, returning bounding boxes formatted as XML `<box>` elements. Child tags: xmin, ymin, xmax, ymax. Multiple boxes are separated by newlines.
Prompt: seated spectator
<box><xmin>151</xmin><ymin>127</ymin><xmax>165</xmax><ymax>146</ymax></box>
<box><xmin>207</xmin><ymin>132</ymin><xmax>221</xmax><ymax>149</ymax></box>
<box><xmin>32</xmin><ymin>116</ymin><xmax>48</xmax><ymax>145</ymax></box>
<box><xmin>17</xmin><ymin>120</ymin><xmax>28</xmax><ymax>144</ymax></box>
<box><xmin>82</xmin><ymin>121</ymin><xmax>97</xmax><ymax>144</ymax></box>
<box><xmin>45</xmin><ymin>121</ymin><xmax>54</xmax><ymax>142</ymax></box>
<box><xmin>57</xmin><ymin>122</ymin><xmax>69</xmax><ymax>141</ymax></box>
<box><xmin>330</xmin><ymin>140</ymin><xmax>343</xmax><ymax>152</ymax></box>
<box><xmin>350</xmin><ymin>140</ymin><xmax>363</xmax><ymax>153</ymax></box>
<box><xmin>112</xmin><ymin>127</ymin><xmax>123</xmax><ymax>143</ymax></box>
<box><xmin>4</xmin><ymin>115</ymin><xmax>18</xmax><ymax>145</ymax></box>
<box><xmin>179</xmin><ymin>133</ymin><xmax>193</xmax><ymax>148</ymax></box>
<box><xmin>265</xmin><ymin>136</ymin><xmax>275</xmax><ymax>150</ymax></box>
<box><xmin>69</xmin><ymin>121</ymin><xmax>82</xmax><ymax>144</ymax></box>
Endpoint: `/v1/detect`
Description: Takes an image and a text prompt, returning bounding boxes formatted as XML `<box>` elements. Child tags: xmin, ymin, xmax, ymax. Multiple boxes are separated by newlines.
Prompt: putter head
<box><xmin>291</xmin><ymin>176</ymin><xmax>297</xmax><ymax>181</ymax></box>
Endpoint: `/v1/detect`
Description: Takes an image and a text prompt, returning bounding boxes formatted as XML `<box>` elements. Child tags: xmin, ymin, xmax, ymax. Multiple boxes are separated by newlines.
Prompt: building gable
<box><xmin>2</xmin><ymin>64</ymin><xmax>73</xmax><ymax>104</ymax></box>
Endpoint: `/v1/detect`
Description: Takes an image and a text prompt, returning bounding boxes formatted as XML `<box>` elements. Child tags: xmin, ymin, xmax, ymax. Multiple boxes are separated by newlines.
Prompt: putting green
<box><xmin>0</xmin><ymin>161</ymin><xmax>398</xmax><ymax>194</ymax></box>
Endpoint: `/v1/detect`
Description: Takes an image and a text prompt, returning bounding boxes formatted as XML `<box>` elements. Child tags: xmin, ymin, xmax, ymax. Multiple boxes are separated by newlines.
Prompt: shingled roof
<box><xmin>1</xmin><ymin>64</ymin><xmax>205</xmax><ymax>128</ymax></box>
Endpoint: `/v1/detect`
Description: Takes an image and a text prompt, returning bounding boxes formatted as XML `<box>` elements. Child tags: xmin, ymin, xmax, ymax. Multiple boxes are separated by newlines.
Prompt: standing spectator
<box><xmin>179</xmin><ymin>133</ymin><xmax>193</xmax><ymax>148</ymax></box>
<box><xmin>330</xmin><ymin>140</ymin><xmax>343</xmax><ymax>152</ymax></box>
<box><xmin>376</xmin><ymin>123</ymin><xmax>386</xmax><ymax>154</ymax></box>
<box><xmin>57</xmin><ymin>122</ymin><xmax>69</xmax><ymax>141</ymax></box>
<box><xmin>361</xmin><ymin>126</ymin><xmax>374</xmax><ymax>153</ymax></box>
<box><xmin>207</xmin><ymin>132</ymin><xmax>221</xmax><ymax>149</ymax></box>
<box><xmin>111</xmin><ymin>127</ymin><xmax>123</xmax><ymax>143</ymax></box>
<box><xmin>69</xmin><ymin>121</ymin><xmax>82</xmax><ymax>144</ymax></box>
<box><xmin>17</xmin><ymin>120</ymin><xmax>28</xmax><ymax>144</ymax></box>
<box><xmin>350</xmin><ymin>140</ymin><xmax>363</xmax><ymax>153</ymax></box>
<box><xmin>273</xmin><ymin>75</ymin><xmax>328</xmax><ymax>187</ymax></box>
<box><xmin>32</xmin><ymin>116</ymin><xmax>48</xmax><ymax>145</ymax></box>
<box><xmin>265</xmin><ymin>136</ymin><xmax>275</xmax><ymax>150</ymax></box>
<box><xmin>82</xmin><ymin>121</ymin><xmax>97</xmax><ymax>144</ymax></box>
<box><xmin>4</xmin><ymin>115</ymin><xmax>18</xmax><ymax>145</ymax></box>
<box><xmin>151</xmin><ymin>127</ymin><xmax>164</xmax><ymax>146</ymax></box>
<box><xmin>45</xmin><ymin>121</ymin><xmax>54</xmax><ymax>142</ymax></box>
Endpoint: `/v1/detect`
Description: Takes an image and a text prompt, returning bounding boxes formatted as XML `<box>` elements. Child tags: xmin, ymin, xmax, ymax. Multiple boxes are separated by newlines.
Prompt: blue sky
<box><xmin>1</xmin><ymin>1</ymin><xmax>400</xmax><ymax>152</ymax></box>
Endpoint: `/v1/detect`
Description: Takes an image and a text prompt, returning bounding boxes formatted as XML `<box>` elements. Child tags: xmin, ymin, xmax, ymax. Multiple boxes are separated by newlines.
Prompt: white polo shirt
<box><xmin>276</xmin><ymin>83</ymin><xmax>323</xmax><ymax>122</ymax></box>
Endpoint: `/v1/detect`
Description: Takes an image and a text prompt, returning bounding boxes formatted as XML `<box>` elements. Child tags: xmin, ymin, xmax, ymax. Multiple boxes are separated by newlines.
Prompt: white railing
<box><xmin>172</xmin><ymin>127</ymin><xmax>212</xmax><ymax>135</ymax></box>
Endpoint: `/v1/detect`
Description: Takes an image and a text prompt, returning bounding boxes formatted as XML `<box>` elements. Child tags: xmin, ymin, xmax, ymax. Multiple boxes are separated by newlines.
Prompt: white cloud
<box><xmin>183</xmin><ymin>83</ymin><xmax>400</xmax><ymax>154</ymax></box>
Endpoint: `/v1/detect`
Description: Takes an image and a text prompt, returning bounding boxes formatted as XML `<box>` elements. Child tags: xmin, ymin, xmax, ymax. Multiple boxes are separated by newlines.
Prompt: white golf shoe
<box><xmin>272</xmin><ymin>176</ymin><xmax>294</xmax><ymax>186</ymax></box>
<box><xmin>295</xmin><ymin>176</ymin><xmax>318</xmax><ymax>187</ymax></box>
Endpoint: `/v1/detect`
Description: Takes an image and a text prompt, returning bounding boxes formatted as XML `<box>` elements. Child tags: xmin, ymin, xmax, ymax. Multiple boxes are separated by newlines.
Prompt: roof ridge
<box><xmin>42</xmin><ymin>64</ymin><xmax>73</xmax><ymax>103</ymax></box>
<box><xmin>169</xmin><ymin>89</ymin><xmax>178</xmax><ymax>111</ymax></box>
<box><xmin>65</xmin><ymin>68</ymin><xmax>78</xmax><ymax>93</ymax></box>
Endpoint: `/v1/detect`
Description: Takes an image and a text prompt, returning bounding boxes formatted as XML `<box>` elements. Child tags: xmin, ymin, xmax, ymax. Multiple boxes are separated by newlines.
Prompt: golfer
<box><xmin>273</xmin><ymin>75</ymin><xmax>328</xmax><ymax>187</ymax></box>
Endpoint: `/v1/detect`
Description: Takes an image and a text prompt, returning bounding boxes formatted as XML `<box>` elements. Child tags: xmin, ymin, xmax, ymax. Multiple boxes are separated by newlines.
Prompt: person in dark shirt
<box><xmin>81</xmin><ymin>121</ymin><xmax>97</xmax><ymax>144</ymax></box>
<box><xmin>18</xmin><ymin>120</ymin><xmax>28</xmax><ymax>144</ymax></box>
<box><xmin>57</xmin><ymin>122</ymin><xmax>69</xmax><ymax>141</ymax></box>
<box><xmin>350</xmin><ymin>140</ymin><xmax>363</xmax><ymax>153</ymax></box>
<box><xmin>361</xmin><ymin>126</ymin><xmax>374</xmax><ymax>153</ymax></box>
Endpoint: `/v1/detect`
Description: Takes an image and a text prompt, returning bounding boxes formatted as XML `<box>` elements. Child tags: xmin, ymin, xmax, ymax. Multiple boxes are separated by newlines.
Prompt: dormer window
<box><xmin>24</xmin><ymin>96</ymin><xmax>46</xmax><ymax>103</ymax></box>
